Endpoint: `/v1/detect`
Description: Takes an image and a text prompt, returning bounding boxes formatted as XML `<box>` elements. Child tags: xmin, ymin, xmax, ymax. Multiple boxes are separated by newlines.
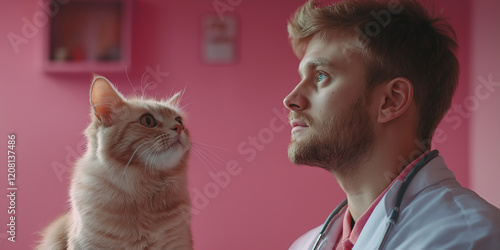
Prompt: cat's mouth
<box><xmin>161</xmin><ymin>136</ymin><xmax>188</xmax><ymax>153</ymax></box>
<box><xmin>156</xmin><ymin>133</ymin><xmax>184</xmax><ymax>148</ymax></box>
<box><xmin>172</xmin><ymin>135</ymin><xmax>184</xmax><ymax>146</ymax></box>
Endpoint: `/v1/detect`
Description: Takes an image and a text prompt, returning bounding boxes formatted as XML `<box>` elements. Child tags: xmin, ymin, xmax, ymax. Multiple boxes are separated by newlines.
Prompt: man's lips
<box><xmin>290</xmin><ymin>119</ymin><xmax>308</xmax><ymax>133</ymax></box>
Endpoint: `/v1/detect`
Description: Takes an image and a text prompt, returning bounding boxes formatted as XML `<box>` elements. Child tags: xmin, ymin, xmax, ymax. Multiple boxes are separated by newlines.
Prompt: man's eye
<box><xmin>318</xmin><ymin>72</ymin><xmax>327</xmax><ymax>82</ymax></box>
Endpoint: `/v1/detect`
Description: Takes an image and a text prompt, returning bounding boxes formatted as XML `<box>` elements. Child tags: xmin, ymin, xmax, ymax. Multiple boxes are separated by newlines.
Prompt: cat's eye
<box><xmin>139</xmin><ymin>114</ymin><xmax>156</xmax><ymax>128</ymax></box>
<box><xmin>175</xmin><ymin>117</ymin><xmax>184</xmax><ymax>127</ymax></box>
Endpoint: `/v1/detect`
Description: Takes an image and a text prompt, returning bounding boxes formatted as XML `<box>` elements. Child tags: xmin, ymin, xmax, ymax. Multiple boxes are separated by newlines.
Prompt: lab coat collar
<box><xmin>353</xmin><ymin>155</ymin><xmax>453</xmax><ymax>249</ymax></box>
<box><xmin>382</xmin><ymin>155</ymin><xmax>454</xmax><ymax>218</ymax></box>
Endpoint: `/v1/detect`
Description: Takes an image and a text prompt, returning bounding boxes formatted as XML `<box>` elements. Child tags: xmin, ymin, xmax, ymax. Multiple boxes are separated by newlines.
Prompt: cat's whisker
<box><xmin>145</xmin><ymin>143</ymin><xmax>161</xmax><ymax>170</ymax></box>
<box><xmin>192</xmin><ymin>141</ymin><xmax>229</xmax><ymax>151</ymax></box>
<box><xmin>137</xmin><ymin>139</ymin><xmax>162</xmax><ymax>171</ymax></box>
<box><xmin>123</xmin><ymin>140</ymin><xmax>153</xmax><ymax>176</ymax></box>
<box><xmin>143</xmin><ymin>147</ymin><xmax>154</xmax><ymax>170</ymax></box>
<box><xmin>168</xmin><ymin>89</ymin><xmax>174</xmax><ymax>101</ymax></box>
<box><xmin>143</xmin><ymin>81</ymin><xmax>155</xmax><ymax>95</ymax></box>
<box><xmin>191</xmin><ymin>142</ymin><xmax>232</xmax><ymax>194</ymax></box>
<box><xmin>178</xmin><ymin>102</ymin><xmax>194</xmax><ymax>111</ymax></box>
<box><xmin>191</xmin><ymin>148</ymin><xmax>218</xmax><ymax>173</ymax></box>
<box><xmin>140</xmin><ymin>68</ymin><xmax>151</xmax><ymax>97</ymax></box>
<box><xmin>192</xmin><ymin>143</ymin><xmax>230</xmax><ymax>167</ymax></box>
<box><xmin>192</xmin><ymin>148</ymin><xmax>225</xmax><ymax>171</ymax></box>
<box><xmin>178</xmin><ymin>85</ymin><xmax>188</xmax><ymax>107</ymax></box>
<box><xmin>191</xmin><ymin>151</ymin><xmax>220</xmax><ymax>182</ymax></box>
<box><xmin>141</xmin><ymin>81</ymin><xmax>153</xmax><ymax>98</ymax></box>
<box><xmin>137</xmin><ymin>136</ymin><xmax>162</xmax><ymax>159</ymax></box>
<box><xmin>191</xmin><ymin>149</ymin><xmax>231</xmax><ymax>194</ymax></box>
<box><xmin>191</xmin><ymin>141</ymin><xmax>229</xmax><ymax>167</ymax></box>
<box><xmin>148</xmin><ymin>143</ymin><xmax>165</xmax><ymax>171</ymax></box>
<box><xmin>125</xmin><ymin>66</ymin><xmax>139</xmax><ymax>95</ymax></box>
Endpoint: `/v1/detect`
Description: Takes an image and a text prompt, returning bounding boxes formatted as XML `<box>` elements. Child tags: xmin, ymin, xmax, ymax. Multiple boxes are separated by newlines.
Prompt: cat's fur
<box><xmin>38</xmin><ymin>76</ymin><xmax>192</xmax><ymax>249</ymax></box>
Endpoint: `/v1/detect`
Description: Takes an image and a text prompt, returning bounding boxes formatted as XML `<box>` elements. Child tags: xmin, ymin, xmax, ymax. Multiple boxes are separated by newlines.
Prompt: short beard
<box><xmin>288</xmin><ymin>97</ymin><xmax>375</xmax><ymax>177</ymax></box>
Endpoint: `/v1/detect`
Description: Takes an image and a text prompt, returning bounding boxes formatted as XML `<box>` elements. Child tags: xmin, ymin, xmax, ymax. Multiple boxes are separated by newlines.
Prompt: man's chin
<box><xmin>287</xmin><ymin>145</ymin><xmax>300</xmax><ymax>165</ymax></box>
<box><xmin>288</xmin><ymin>142</ymin><xmax>324</xmax><ymax>167</ymax></box>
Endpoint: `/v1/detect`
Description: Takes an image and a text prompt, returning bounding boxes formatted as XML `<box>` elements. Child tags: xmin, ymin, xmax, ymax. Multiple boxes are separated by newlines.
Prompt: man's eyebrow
<box><xmin>298</xmin><ymin>58</ymin><xmax>334</xmax><ymax>76</ymax></box>
<box><xmin>307</xmin><ymin>58</ymin><xmax>333</xmax><ymax>68</ymax></box>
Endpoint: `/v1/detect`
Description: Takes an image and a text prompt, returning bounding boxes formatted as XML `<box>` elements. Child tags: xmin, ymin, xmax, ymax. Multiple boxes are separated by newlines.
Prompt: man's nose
<box><xmin>283</xmin><ymin>83</ymin><xmax>309</xmax><ymax>111</ymax></box>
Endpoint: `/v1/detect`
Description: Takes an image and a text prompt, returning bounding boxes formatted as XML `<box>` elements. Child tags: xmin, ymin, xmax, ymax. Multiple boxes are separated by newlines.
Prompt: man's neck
<box><xmin>334</xmin><ymin>143</ymin><xmax>422</xmax><ymax>222</ymax></box>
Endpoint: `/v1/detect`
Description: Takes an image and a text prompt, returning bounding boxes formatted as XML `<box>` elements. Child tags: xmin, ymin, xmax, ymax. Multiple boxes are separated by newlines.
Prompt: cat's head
<box><xmin>86</xmin><ymin>75</ymin><xmax>190</xmax><ymax>172</ymax></box>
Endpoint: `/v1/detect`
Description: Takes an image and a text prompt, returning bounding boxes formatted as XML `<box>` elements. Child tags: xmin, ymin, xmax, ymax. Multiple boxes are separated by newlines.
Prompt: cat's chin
<box><xmin>147</xmin><ymin>142</ymin><xmax>189</xmax><ymax>170</ymax></box>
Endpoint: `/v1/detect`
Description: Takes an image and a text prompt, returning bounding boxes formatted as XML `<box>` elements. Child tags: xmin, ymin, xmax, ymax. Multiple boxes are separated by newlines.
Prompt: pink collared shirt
<box><xmin>333</xmin><ymin>151</ymin><xmax>430</xmax><ymax>250</ymax></box>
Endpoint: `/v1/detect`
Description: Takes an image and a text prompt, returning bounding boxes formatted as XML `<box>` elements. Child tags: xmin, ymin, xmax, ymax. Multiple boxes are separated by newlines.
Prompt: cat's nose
<box><xmin>171</xmin><ymin>124</ymin><xmax>183</xmax><ymax>135</ymax></box>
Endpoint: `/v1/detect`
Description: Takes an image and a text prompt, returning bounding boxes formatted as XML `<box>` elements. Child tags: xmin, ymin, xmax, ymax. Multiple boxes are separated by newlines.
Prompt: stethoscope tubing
<box><xmin>312</xmin><ymin>199</ymin><xmax>347</xmax><ymax>250</ymax></box>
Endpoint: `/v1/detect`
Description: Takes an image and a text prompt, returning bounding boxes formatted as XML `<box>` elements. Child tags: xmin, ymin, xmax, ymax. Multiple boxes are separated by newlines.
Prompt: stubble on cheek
<box><xmin>287</xmin><ymin>97</ymin><xmax>375</xmax><ymax>175</ymax></box>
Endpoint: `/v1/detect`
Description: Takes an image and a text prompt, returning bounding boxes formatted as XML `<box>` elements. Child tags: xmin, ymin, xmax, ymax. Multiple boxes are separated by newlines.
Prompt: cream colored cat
<box><xmin>38</xmin><ymin>76</ymin><xmax>192</xmax><ymax>249</ymax></box>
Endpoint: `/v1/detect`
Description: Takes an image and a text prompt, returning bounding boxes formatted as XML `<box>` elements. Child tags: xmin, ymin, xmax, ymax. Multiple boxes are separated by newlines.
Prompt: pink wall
<box><xmin>0</xmin><ymin>0</ymin><xmax>486</xmax><ymax>249</ymax></box>
<box><xmin>470</xmin><ymin>0</ymin><xmax>500</xmax><ymax>208</ymax></box>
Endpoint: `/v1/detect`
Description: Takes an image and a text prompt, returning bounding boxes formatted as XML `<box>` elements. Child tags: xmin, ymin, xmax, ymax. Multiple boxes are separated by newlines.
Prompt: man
<box><xmin>283</xmin><ymin>0</ymin><xmax>500</xmax><ymax>249</ymax></box>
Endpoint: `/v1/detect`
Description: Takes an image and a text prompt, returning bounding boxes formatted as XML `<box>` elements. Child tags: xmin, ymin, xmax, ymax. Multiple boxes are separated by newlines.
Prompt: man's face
<box><xmin>283</xmin><ymin>35</ymin><xmax>375</xmax><ymax>174</ymax></box>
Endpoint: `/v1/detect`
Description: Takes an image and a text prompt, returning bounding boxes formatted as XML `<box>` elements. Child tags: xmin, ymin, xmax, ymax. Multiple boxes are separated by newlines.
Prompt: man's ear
<box><xmin>376</xmin><ymin>77</ymin><xmax>413</xmax><ymax>123</ymax></box>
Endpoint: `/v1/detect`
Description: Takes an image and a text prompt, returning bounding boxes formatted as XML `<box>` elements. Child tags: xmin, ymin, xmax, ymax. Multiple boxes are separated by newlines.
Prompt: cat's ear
<box><xmin>90</xmin><ymin>75</ymin><xmax>125</xmax><ymax>125</ymax></box>
<box><xmin>166</xmin><ymin>91</ymin><xmax>182</xmax><ymax>107</ymax></box>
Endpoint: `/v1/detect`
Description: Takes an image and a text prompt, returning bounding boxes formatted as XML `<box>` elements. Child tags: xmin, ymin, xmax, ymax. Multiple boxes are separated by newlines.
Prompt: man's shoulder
<box><xmin>408</xmin><ymin>178</ymin><xmax>500</xmax><ymax>220</ymax></box>
<box><xmin>394</xmin><ymin>179</ymin><xmax>500</xmax><ymax>249</ymax></box>
<box><xmin>403</xmin><ymin>156</ymin><xmax>500</xmax><ymax>228</ymax></box>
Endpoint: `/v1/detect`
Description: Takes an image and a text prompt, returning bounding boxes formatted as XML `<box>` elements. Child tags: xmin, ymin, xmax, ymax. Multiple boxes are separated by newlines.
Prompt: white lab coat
<box><xmin>289</xmin><ymin>156</ymin><xmax>500</xmax><ymax>249</ymax></box>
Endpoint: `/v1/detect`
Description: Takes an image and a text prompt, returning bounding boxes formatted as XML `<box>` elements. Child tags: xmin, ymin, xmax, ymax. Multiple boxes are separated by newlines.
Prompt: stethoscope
<box><xmin>312</xmin><ymin>150</ymin><xmax>440</xmax><ymax>250</ymax></box>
